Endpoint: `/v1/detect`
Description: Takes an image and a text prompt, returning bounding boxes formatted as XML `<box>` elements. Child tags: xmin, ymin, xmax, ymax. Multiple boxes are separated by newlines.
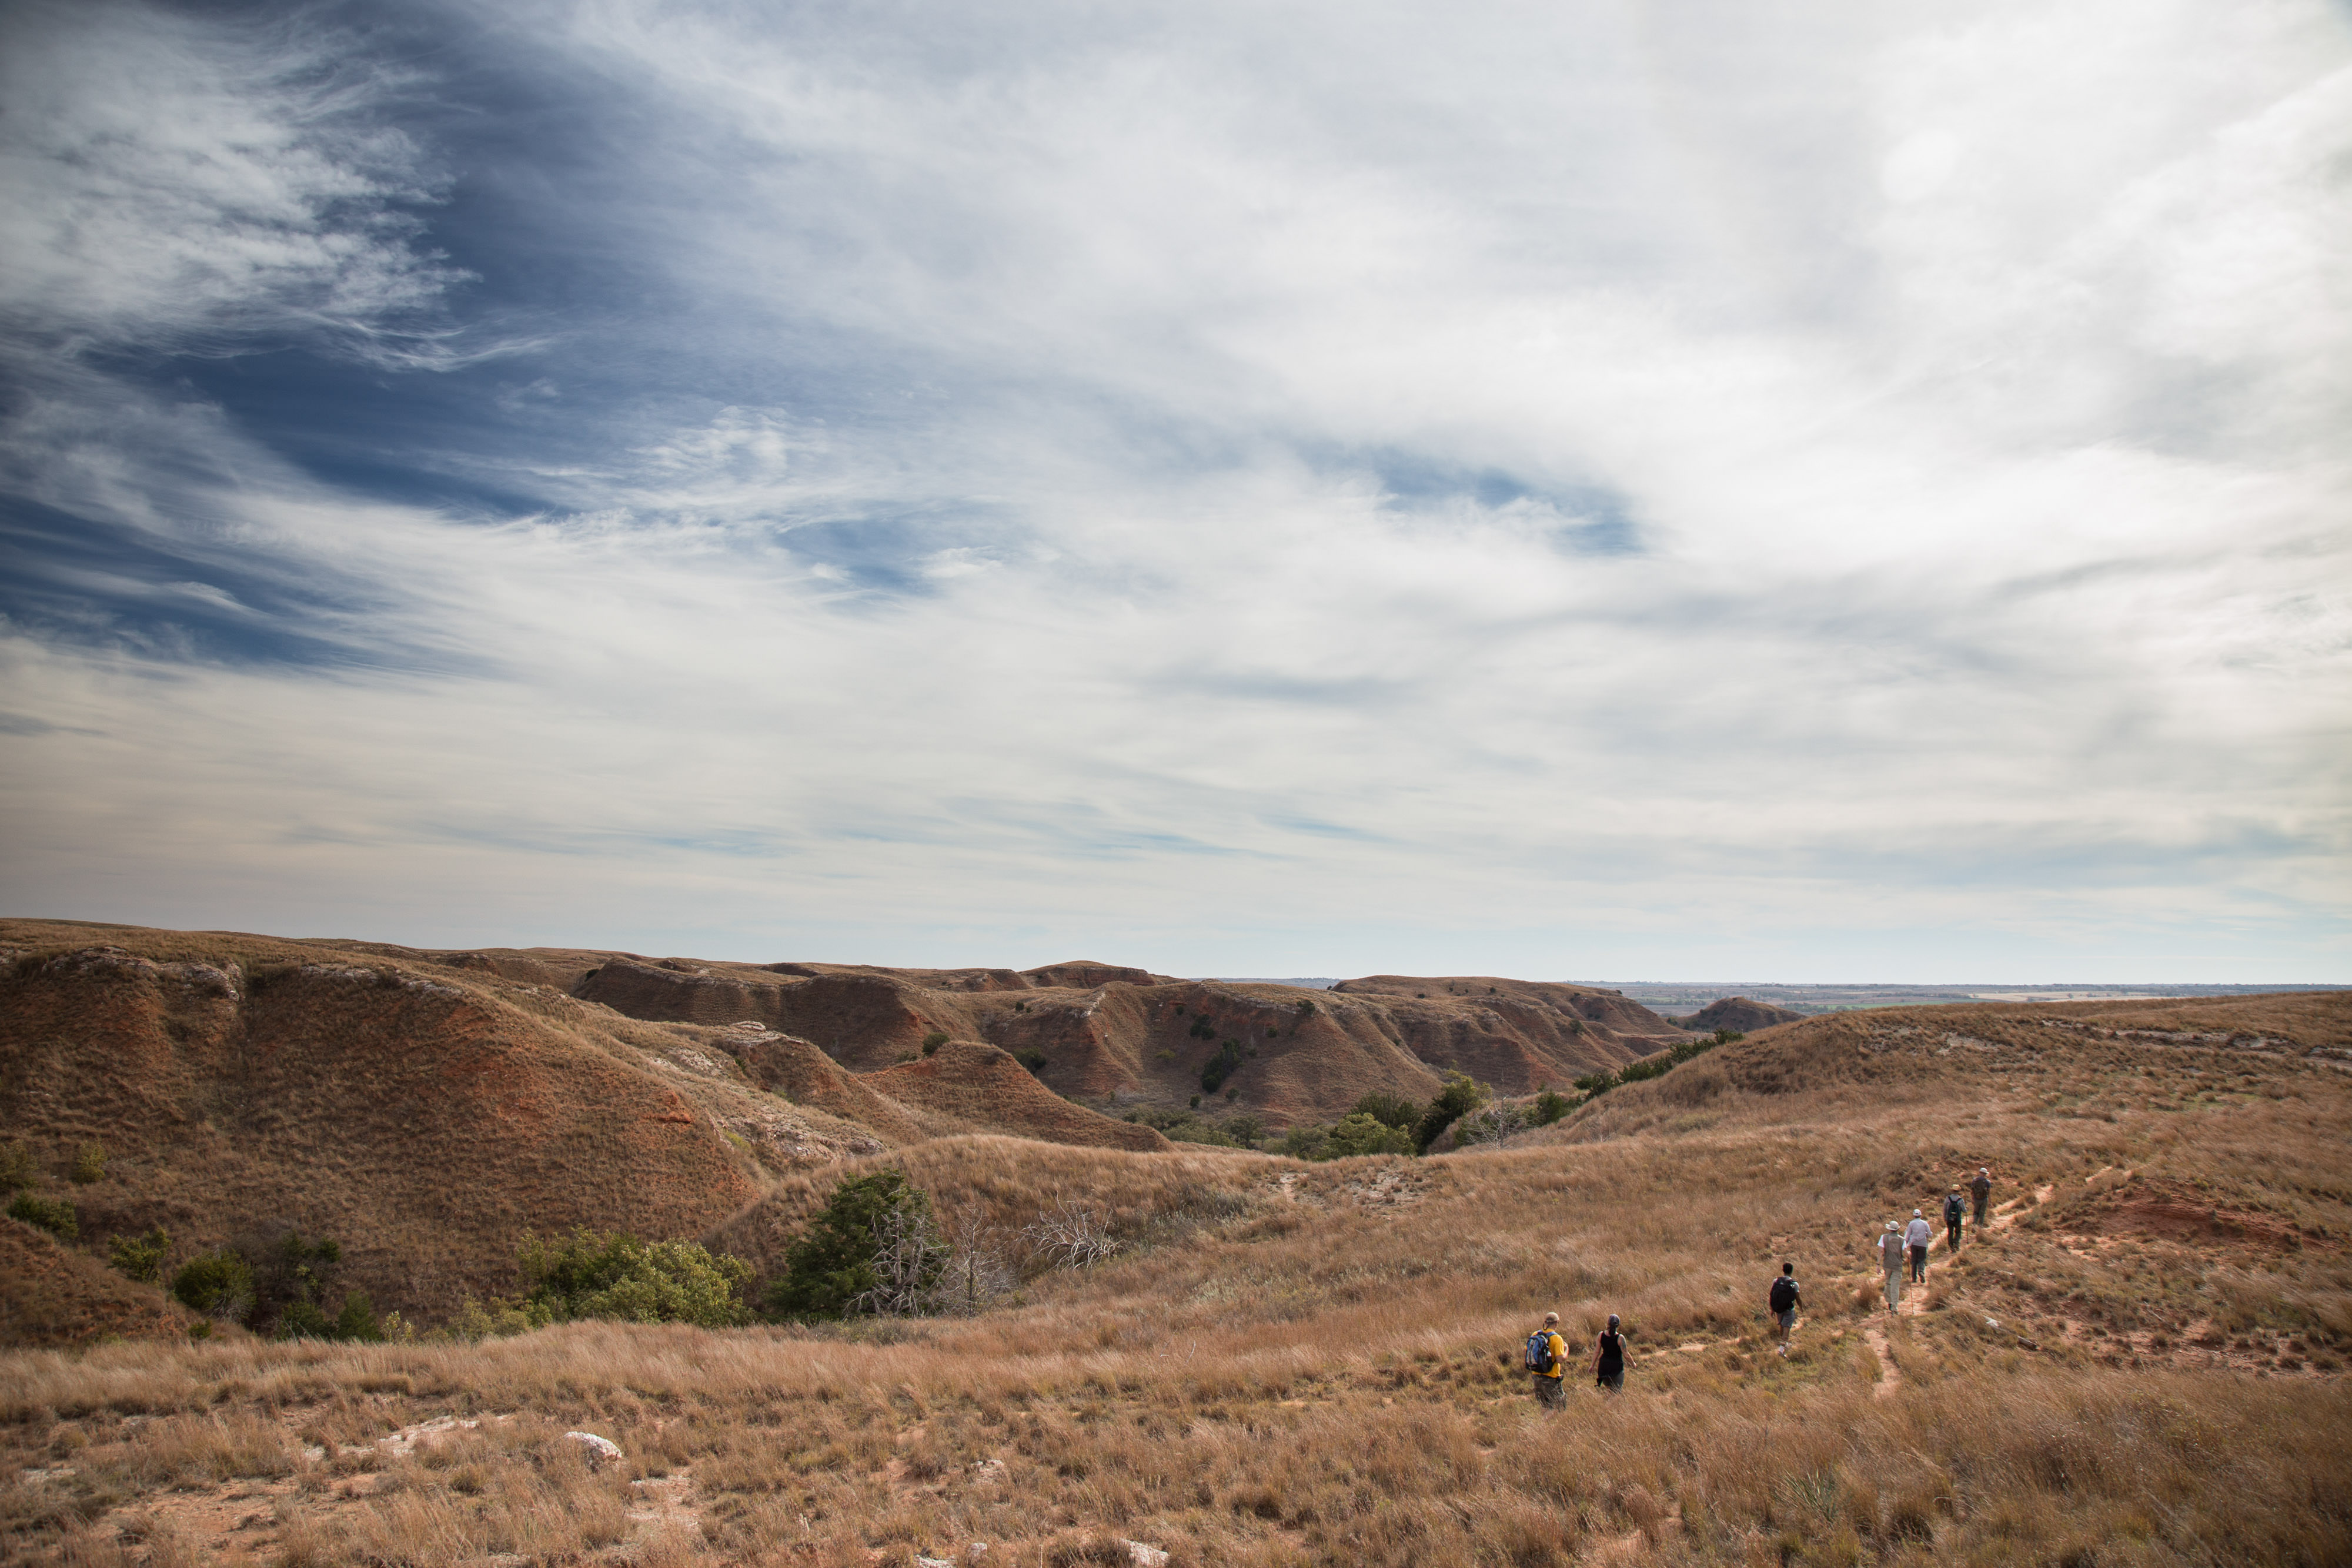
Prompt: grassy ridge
<box><xmin>6</xmin><ymin>989</ymin><xmax>2351</xmax><ymax>1564</ymax></box>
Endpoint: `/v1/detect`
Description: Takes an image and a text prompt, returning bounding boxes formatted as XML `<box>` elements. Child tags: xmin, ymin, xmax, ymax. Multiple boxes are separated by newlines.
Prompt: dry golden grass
<box><xmin>5</xmin><ymin>989</ymin><xmax>2349</xmax><ymax>1565</ymax></box>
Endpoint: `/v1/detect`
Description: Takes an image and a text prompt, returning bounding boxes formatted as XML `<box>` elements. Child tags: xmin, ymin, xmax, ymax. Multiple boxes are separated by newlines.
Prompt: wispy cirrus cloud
<box><xmin>0</xmin><ymin>0</ymin><xmax>476</xmax><ymax>366</ymax></box>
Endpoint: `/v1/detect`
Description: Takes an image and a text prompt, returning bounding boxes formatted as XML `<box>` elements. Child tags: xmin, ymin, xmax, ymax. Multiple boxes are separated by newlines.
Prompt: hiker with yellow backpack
<box><xmin>1525</xmin><ymin>1312</ymin><xmax>1568</xmax><ymax>1408</ymax></box>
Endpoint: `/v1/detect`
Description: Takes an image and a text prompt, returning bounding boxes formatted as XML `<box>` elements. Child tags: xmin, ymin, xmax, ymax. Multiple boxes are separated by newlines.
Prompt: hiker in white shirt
<box><xmin>1905</xmin><ymin>1209</ymin><xmax>1933</xmax><ymax>1282</ymax></box>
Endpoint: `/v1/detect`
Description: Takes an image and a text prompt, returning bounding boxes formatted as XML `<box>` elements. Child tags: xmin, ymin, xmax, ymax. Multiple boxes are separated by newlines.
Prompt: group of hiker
<box><xmin>1876</xmin><ymin>1166</ymin><xmax>1993</xmax><ymax>1309</ymax></box>
<box><xmin>1526</xmin><ymin>1167</ymin><xmax>1996</xmax><ymax>1404</ymax></box>
<box><xmin>1524</xmin><ymin>1311</ymin><xmax>1625</xmax><ymax>1402</ymax></box>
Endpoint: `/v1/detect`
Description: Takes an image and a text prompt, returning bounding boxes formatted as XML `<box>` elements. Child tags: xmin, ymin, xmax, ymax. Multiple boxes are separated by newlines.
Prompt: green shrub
<box><xmin>1353</xmin><ymin>1092</ymin><xmax>1419</xmax><ymax>1131</ymax></box>
<box><xmin>250</xmin><ymin>1233</ymin><xmax>343</xmax><ymax>1335</ymax></box>
<box><xmin>1531</xmin><ymin>1091</ymin><xmax>1572</xmax><ymax>1126</ymax></box>
<box><xmin>767</xmin><ymin>1170</ymin><xmax>946</xmax><ymax>1322</ymax></box>
<box><xmin>8</xmin><ymin>1192</ymin><xmax>77</xmax><ymax>1239</ymax></box>
<box><xmin>450</xmin><ymin>1295</ymin><xmax>535</xmax><ymax>1341</ymax></box>
<box><xmin>1325</xmin><ymin>1112</ymin><xmax>1416</xmax><ymax>1158</ymax></box>
<box><xmin>1201</xmin><ymin>1040</ymin><xmax>1242</xmax><ymax>1094</ymax></box>
<box><xmin>921</xmin><ymin>1032</ymin><xmax>949</xmax><ymax>1055</ymax></box>
<box><xmin>0</xmin><ymin>1139</ymin><xmax>31</xmax><ymax>1194</ymax></box>
<box><xmin>69</xmin><ymin>1141</ymin><xmax>105</xmax><ymax>1185</ymax></box>
<box><xmin>519</xmin><ymin>1228</ymin><xmax>753</xmax><ymax>1328</ymax></box>
<box><xmin>334</xmin><ymin>1290</ymin><xmax>385</xmax><ymax>1342</ymax></box>
<box><xmin>1575</xmin><ymin>1068</ymin><xmax>1619</xmax><ymax>1097</ymax></box>
<box><xmin>109</xmin><ymin>1226</ymin><xmax>172</xmax><ymax>1283</ymax></box>
<box><xmin>1415</xmin><ymin>1072</ymin><xmax>1485</xmax><ymax>1152</ymax></box>
<box><xmin>1015</xmin><ymin>1047</ymin><xmax>1048</xmax><ymax>1073</ymax></box>
<box><xmin>277</xmin><ymin>1299</ymin><xmax>336</xmax><ymax>1339</ymax></box>
<box><xmin>172</xmin><ymin>1249</ymin><xmax>255</xmax><ymax>1319</ymax></box>
<box><xmin>1282</xmin><ymin>1125</ymin><xmax>1330</xmax><ymax>1159</ymax></box>
<box><xmin>1126</xmin><ymin>1105</ymin><xmax>1253</xmax><ymax>1146</ymax></box>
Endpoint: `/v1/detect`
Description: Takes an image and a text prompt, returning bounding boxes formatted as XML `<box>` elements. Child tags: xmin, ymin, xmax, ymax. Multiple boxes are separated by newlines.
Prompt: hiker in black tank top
<box><xmin>1593</xmin><ymin>1313</ymin><xmax>1627</xmax><ymax>1391</ymax></box>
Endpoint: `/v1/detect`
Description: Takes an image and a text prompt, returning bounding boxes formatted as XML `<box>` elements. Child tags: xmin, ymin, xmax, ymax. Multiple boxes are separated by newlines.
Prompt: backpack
<box><xmin>1524</xmin><ymin>1331</ymin><xmax>1557</xmax><ymax>1373</ymax></box>
<box><xmin>1769</xmin><ymin>1276</ymin><xmax>1796</xmax><ymax>1313</ymax></box>
<box><xmin>1945</xmin><ymin>1194</ymin><xmax>1965</xmax><ymax>1223</ymax></box>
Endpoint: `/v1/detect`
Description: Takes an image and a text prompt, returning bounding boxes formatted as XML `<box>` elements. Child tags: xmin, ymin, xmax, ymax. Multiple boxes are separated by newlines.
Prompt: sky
<box><xmin>1</xmin><ymin>0</ymin><xmax>2347</xmax><ymax>982</ymax></box>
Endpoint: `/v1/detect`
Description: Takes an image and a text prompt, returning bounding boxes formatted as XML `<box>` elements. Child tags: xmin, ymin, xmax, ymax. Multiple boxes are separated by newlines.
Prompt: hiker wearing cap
<box><xmin>1943</xmin><ymin>1187</ymin><xmax>1966</xmax><ymax>1251</ymax></box>
<box><xmin>1768</xmin><ymin>1263</ymin><xmax>1801</xmax><ymax>1355</ymax></box>
<box><xmin>1592</xmin><ymin>1313</ymin><xmax>1628</xmax><ymax>1391</ymax></box>
<box><xmin>1525</xmin><ymin>1312</ymin><xmax>1568</xmax><ymax>1409</ymax></box>
<box><xmin>1906</xmin><ymin>1210</ymin><xmax>1932</xmax><ymax>1282</ymax></box>
<box><xmin>1875</xmin><ymin>1222</ymin><xmax>1906</xmax><ymax>1310</ymax></box>
<box><xmin>1972</xmin><ymin>1168</ymin><xmax>1993</xmax><ymax>1226</ymax></box>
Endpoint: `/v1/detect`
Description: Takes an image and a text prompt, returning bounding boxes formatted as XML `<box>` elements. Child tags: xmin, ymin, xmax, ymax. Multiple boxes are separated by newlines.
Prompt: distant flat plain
<box><xmin>1605</xmin><ymin>981</ymin><xmax>2347</xmax><ymax>1014</ymax></box>
<box><xmin>1214</xmin><ymin>978</ymin><xmax>2346</xmax><ymax>1015</ymax></box>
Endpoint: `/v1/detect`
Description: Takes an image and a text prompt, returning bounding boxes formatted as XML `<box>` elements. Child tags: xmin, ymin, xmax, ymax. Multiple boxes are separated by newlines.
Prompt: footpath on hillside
<box><xmin>1859</xmin><ymin>1183</ymin><xmax>2056</xmax><ymax>1398</ymax></box>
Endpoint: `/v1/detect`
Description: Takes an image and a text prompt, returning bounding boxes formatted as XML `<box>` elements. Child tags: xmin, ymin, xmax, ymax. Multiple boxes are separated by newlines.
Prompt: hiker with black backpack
<box><xmin>1525</xmin><ymin>1312</ymin><xmax>1568</xmax><ymax>1409</ymax></box>
<box><xmin>1769</xmin><ymin>1263</ymin><xmax>1801</xmax><ymax>1355</ymax></box>
<box><xmin>1943</xmin><ymin>1187</ymin><xmax>1966</xmax><ymax>1251</ymax></box>
<box><xmin>1592</xmin><ymin>1314</ymin><xmax>1629</xmax><ymax>1392</ymax></box>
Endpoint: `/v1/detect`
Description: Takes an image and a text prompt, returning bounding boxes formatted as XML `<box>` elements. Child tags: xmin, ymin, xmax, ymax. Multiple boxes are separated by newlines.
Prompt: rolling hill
<box><xmin>0</xmin><ymin>920</ymin><xmax>1682</xmax><ymax>1334</ymax></box>
<box><xmin>3</xmin><ymin>969</ymin><xmax>2344</xmax><ymax>1567</ymax></box>
<box><xmin>0</xmin><ymin>921</ymin><xmax>1179</xmax><ymax>1332</ymax></box>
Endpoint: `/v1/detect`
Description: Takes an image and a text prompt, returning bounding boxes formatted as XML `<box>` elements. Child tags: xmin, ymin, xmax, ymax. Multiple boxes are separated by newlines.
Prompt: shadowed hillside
<box><xmin>189</xmin><ymin>932</ymin><xmax>1692</xmax><ymax>1121</ymax></box>
<box><xmin>0</xmin><ymin>922</ymin><xmax>1168</xmax><ymax>1323</ymax></box>
<box><xmin>549</xmin><ymin>954</ymin><xmax>1685</xmax><ymax>1119</ymax></box>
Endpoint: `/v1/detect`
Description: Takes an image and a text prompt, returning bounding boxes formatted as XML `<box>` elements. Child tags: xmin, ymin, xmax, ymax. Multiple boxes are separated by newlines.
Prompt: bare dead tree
<box><xmin>848</xmin><ymin>1203</ymin><xmax>950</xmax><ymax>1317</ymax></box>
<box><xmin>1463</xmin><ymin>1102</ymin><xmax>1525</xmax><ymax>1150</ymax></box>
<box><xmin>1022</xmin><ymin>1198</ymin><xmax>1122</xmax><ymax>1270</ymax></box>
<box><xmin>928</xmin><ymin>1212</ymin><xmax>1018</xmax><ymax>1315</ymax></box>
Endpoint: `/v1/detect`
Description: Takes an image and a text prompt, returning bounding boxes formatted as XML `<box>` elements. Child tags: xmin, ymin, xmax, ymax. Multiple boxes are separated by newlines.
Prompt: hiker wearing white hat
<box><xmin>1906</xmin><ymin>1209</ymin><xmax>1933</xmax><ymax>1282</ymax></box>
<box><xmin>1875</xmin><ymin>1221</ymin><xmax>1906</xmax><ymax>1311</ymax></box>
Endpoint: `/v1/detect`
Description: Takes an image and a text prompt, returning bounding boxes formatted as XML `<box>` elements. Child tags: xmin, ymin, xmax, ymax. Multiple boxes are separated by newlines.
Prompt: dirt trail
<box><xmin>1861</xmin><ymin>1320</ymin><xmax>1902</xmax><ymax>1398</ymax></box>
<box><xmin>1861</xmin><ymin>1182</ymin><xmax>2055</xmax><ymax>1397</ymax></box>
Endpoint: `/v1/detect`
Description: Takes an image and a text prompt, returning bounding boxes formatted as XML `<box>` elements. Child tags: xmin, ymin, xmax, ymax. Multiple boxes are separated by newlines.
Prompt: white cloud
<box><xmin>0</xmin><ymin>0</ymin><xmax>465</xmax><ymax>362</ymax></box>
<box><xmin>0</xmin><ymin>0</ymin><xmax>2346</xmax><ymax>978</ymax></box>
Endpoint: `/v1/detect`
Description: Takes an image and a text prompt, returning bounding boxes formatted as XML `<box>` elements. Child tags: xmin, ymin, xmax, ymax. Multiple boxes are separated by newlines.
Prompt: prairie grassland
<box><xmin>6</xmin><ymin>999</ymin><xmax>2351</xmax><ymax>1565</ymax></box>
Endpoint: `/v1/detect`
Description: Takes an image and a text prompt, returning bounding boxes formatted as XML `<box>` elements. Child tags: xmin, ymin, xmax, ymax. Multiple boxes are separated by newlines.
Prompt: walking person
<box><xmin>1876</xmin><ymin>1221</ymin><xmax>1906</xmax><ymax>1311</ymax></box>
<box><xmin>1769</xmin><ymin>1263</ymin><xmax>1801</xmax><ymax>1356</ymax></box>
<box><xmin>1592</xmin><ymin>1313</ymin><xmax>1628</xmax><ymax>1392</ymax></box>
<box><xmin>1525</xmin><ymin>1312</ymin><xmax>1568</xmax><ymax>1409</ymax></box>
<box><xmin>1906</xmin><ymin>1209</ymin><xmax>1932</xmax><ymax>1283</ymax></box>
<box><xmin>1972</xmin><ymin>1167</ymin><xmax>1993</xmax><ymax>1226</ymax></box>
<box><xmin>1943</xmin><ymin>1187</ymin><xmax>1966</xmax><ymax>1251</ymax></box>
